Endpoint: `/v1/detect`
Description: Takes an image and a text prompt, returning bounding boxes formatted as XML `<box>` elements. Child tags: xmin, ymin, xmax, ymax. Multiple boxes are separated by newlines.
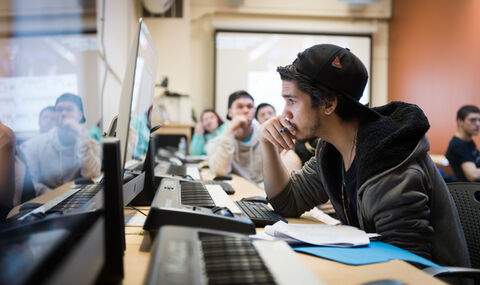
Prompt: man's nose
<box><xmin>282</xmin><ymin>109</ymin><xmax>292</xmax><ymax>119</ymax></box>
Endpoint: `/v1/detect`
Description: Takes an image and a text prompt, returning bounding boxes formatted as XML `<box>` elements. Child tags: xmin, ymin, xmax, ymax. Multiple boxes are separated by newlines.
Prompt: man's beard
<box><xmin>297</xmin><ymin>115</ymin><xmax>321</xmax><ymax>141</ymax></box>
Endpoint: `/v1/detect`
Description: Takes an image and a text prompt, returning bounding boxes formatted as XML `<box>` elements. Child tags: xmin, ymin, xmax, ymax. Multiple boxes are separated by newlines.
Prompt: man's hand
<box><xmin>259</xmin><ymin>116</ymin><xmax>296</xmax><ymax>150</ymax></box>
<box><xmin>62</xmin><ymin>118</ymin><xmax>83</xmax><ymax>134</ymax></box>
<box><xmin>229</xmin><ymin>115</ymin><xmax>250</xmax><ymax>138</ymax></box>
<box><xmin>194</xmin><ymin>121</ymin><xmax>204</xmax><ymax>135</ymax></box>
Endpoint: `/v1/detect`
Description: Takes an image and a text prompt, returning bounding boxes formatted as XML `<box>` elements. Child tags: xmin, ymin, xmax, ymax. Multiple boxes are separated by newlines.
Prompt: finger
<box><xmin>279</xmin><ymin>117</ymin><xmax>297</xmax><ymax>136</ymax></box>
<box><xmin>271</xmin><ymin>120</ymin><xmax>295</xmax><ymax>149</ymax></box>
<box><xmin>263</xmin><ymin>127</ymin><xmax>287</xmax><ymax>150</ymax></box>
<box><xmin>266</xmin><ymin>123</ymin><xmax>291</xmax><ymax>150</ymax></box>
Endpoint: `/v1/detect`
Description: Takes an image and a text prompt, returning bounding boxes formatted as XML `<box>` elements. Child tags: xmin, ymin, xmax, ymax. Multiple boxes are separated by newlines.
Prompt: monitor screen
<box><xmin>116</xmin><ymin>19</ymin><xmax>158</xmax><ymax>171</ymax></box>
<box><xmin>0</xmin><ymin>32</ymin><xmax>103</xmax><ymax>218</ymax></box>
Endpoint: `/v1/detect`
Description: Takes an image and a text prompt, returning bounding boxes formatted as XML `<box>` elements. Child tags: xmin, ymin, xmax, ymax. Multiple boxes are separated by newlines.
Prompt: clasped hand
<box><xmin>259</xmin><ymin>116</ymin><xmax>297</xmax><ymax>150</ymax></box>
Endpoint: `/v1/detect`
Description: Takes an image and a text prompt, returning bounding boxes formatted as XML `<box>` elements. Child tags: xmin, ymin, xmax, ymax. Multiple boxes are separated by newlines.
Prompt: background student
<box><xmin>445</xmin><ymin>105</ymin><xmax>480</xmax><ymax>182</ymax></box>
<box><xmin>20</xmin><ymin>93</ymin><xmax>102</xmax><ymax>195</ymax></box>
<box><xmin>0</xmin><ymin>123</ymin><xmax>15</xmax><ymax>221</ymax></box>
<box><xmin>206</xmin><ymin>90</ymin><xmax>263</xmax><ymax>184</ymax></box>
<box><xmin>255</xmin><ymin>103</ymin><xmax>276</xmax><ymax>124</ymax></box>
<box><xmin>190</xmin><ymin>109</ymin><xmax>225</xmax><ymax>155</ymax></box>
<box><xmin>38</xmin><ymin>106</ymin><xmax>58</xmax><ymax>134</ymax></box>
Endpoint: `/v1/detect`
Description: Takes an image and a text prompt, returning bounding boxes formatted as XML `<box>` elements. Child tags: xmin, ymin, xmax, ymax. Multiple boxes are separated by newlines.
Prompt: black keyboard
<box><xmin>235</xmin><ymin>200</ymin><xmax>287</xmax><ymax>227</ymax></box>
<box><xmin>144</xmin><ymin>178</ymin><xmax>255</xmax><ymax>236</ymax></box>
<box><xmin>179</xmin><ymin>181</ymin><xmax>215</xmax><ymax>207</ymax></box>
<box><xmin>48</xmin><ymin>184</ymin><xmax>103</xmax><ymax>213</ymax></box>
<box><xmin>145</xmin><ymin>226</ymin><xmax>319</xmax><ymax>285</ymax></box>
<box><xmin>204</xmin><ymin>180</ymin><xmax>235</xmax><ymax>195</ymax></box>
<box><xmin>167</xmin><ymin>164</ymin><xmax>187</xmax><ymax>176</ymax></box>
<box><xmin>199</xmin><ymin>233</ymin><xmax>276</xmax><ymax>284</ymax></box>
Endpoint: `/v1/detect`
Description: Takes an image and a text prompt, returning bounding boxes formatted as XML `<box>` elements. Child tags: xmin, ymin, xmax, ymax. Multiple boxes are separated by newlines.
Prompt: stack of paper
<box><xmin>254</xmin><ymin>221</ymin><xmax>370</xmax><ymax>247</ymax></box>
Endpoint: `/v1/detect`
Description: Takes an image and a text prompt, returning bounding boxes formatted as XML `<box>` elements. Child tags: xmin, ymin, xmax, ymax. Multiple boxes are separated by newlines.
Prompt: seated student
<box><xmin>206</xmin><ymin>91</ymin><xmax>263</xmax><ymax>183</ymax></box>
<box><xmin>445</xmin><ymin>105</ymin><xmax>480</xmax><ymax>182</ymax></box>
<box><xmin>190</xmin><ymin>109</ymin><xmax>226</xmax><ymax>155</ymax></box>
<box><xmin>0</xmin><ymin>123</ymin><xmax>15</xmax><ymax>221</ymax></box>
<box><xmin>255</xmin><ymin>103</ymin><xmax>276</xmax><ymax>124</ymax></box>
<box><xmin>0</xmin><ymin>122</ymin><xmax>35</xmax><ymax>220</ymax></box>
<box><xmin>38</xmin><ymin>105</ymin><xmax>58</xmax><ymax>133</ymax></box>
<box><xmin>259</xmin><ymin>44</ymin><xmax>469</xmax><ymax>267</ymax></box>
<box><xmin>20</xmin><ymin>93</ymin><xmax>102</xmax><ymax>195</ymax></box>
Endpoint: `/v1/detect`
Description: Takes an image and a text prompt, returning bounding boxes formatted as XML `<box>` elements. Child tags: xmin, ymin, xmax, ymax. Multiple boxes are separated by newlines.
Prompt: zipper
<box><xmin>341</xmin><ymin>169</ymin><xmax>350</xmax><ymax>225</ymax></box>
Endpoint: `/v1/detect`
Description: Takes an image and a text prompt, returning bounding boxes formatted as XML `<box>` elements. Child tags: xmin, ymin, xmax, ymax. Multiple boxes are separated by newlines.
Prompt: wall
<box><xmin>147</xmin><ymin>0</ymin><xmax>392</xmax><ymax>120</ymax></box>
<box><xmin>389</xmin><ymin>0</ymin><xmax>480</xmax><ymax>154</ymax></box>
<box><xmin>189</xmin><ymin>0</ymin><xmax>391</xmax><ymax>116</ymax></box>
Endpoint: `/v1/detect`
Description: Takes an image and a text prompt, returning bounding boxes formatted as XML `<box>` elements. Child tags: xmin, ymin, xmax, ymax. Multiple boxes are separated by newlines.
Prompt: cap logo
<box><xmin>331</xmin><ymin>56</ymin><xmax>342</xmax><ymax>69</ymax></box>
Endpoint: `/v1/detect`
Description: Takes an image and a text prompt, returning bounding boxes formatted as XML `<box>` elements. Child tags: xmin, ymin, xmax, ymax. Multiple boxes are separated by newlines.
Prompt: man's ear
<box><xmin>323</xmin><ymin>97</ymin><xmax>337</xmax><ymax>116</ymax></box>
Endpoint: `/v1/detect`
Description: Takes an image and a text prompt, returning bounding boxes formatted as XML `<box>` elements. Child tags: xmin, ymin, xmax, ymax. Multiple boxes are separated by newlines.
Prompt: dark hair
<box><xmin>39</xmin><ymin>106</ymin><xmax>55</xmax><ymax>116</ymax></box>
<box><xmin>277</xmin><ymin>66</ymin><xmax>361</xmax><ymax>122</ymax></box>
<box><xmin>201</xmin><ymin>109</ymin><xmax>224</xmax><ymax>133</ymax></box>
<box><xmin>255</xmin><ymin>103</ymin><xmax>276</xmax><ymax>120</ymax></box>
<box><xmin>457</xmin><ymin>105</ymin><xmax>480</xmax><ymax>121</ymax></box>
<box><xmin>227</xmin><ymin>90</ymin><xmax>254</xmax><ymax>120</ymax></box>
<box><xmin>55</xmin><ymin>93</ymin><xmax>86</xmax><ymax>123</ymax></box>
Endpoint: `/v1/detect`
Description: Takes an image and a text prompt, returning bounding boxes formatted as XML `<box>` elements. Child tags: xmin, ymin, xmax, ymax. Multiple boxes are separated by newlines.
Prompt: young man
<box><xmin>21</xmin><ymin>93</ymin><xmax>102</xmax><ymax>195</ymax></box>
<box><xmin>38</xmin><ymin>105</ymin><xmax>58</xmax><ymax>133</ymax></box>
<box><xmin>206</xmin><ymin>90</ymin><xmax>263</xmax><ymax>183</ymax></box>
<box><xmin>260</xmin><ymin>44</ymin><xmax>469</xmax><ymax>267</ymax></box>
<box><xmin>445</xmin><ymin>105</ymin><xmax>480</xmax><ymax>182</ymax></box>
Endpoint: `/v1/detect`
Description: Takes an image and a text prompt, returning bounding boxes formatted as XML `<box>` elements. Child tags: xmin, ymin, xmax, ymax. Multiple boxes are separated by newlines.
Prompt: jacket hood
<box><xmin>355</xmin><ymin>101</ymin><xmax>430</xmax><ymax>186</ymax></box>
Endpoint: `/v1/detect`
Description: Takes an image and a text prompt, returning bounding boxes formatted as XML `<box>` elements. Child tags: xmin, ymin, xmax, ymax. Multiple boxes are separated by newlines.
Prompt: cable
<box><xmin>129</xmin><ymin>206</ymin><xmax>147</xmax><ymax>216</ymax></box>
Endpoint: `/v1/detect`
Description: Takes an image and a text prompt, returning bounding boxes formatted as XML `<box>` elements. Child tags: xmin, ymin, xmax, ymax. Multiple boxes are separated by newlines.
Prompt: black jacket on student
<box><xmin>269</xmin><ymin>102</ymin><xmax>470</xmax><ymax>267</ymax></box>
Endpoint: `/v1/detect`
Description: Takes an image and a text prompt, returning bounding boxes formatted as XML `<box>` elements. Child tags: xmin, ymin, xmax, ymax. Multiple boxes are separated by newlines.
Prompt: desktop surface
<box><xmin>122</xmin><ymin>170</ymin><xmax>444</xmax><ymax>285</ymax></box>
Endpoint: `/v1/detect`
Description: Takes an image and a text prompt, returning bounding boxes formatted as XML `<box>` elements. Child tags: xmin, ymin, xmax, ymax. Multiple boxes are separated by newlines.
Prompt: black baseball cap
<box><xmin>278</xmin><ymin>44</ymin><xmax>379</xmax><ymax>120</ymax></box>
<box><xmin>55</xmin><ymin>93</ymin><xmax>86</xmax><ymax>123</ymax></box>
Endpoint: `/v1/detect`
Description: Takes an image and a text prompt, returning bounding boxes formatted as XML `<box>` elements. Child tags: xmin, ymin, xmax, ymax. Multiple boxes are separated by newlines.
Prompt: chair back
<box><xmin>447</xmin><ymin>182</ymin><xmax>480</xmax><ymax>268</ymax></box>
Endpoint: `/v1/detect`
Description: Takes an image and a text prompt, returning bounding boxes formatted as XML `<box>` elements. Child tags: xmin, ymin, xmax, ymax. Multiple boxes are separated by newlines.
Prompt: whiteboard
<box><xmin>215</xmin><ymin>31</ymin><xmax>371</xmax><ymax>119</ymax></box>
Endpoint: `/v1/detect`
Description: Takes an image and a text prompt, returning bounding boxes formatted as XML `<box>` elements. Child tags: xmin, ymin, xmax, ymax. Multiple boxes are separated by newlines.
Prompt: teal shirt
<box><xmin>189</xmin><ymin>124</ymin><xmax>226</xmax><ymax>155</ymax></box>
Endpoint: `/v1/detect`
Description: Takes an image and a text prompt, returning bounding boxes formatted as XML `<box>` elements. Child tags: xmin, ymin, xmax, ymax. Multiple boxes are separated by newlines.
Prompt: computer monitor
<box><xmin>116</xmin><ymin>18</ymin><xmax>158</xmax><ymax>205</ymax></box>
<box><xmin>0</xmin><ymin>25</ymin><xmax>106</xmax><ymax>283</ymax></box>
<box><xmin>117</xmin><ymin>18</ymin><xmax>157</xmax><ymax>169</ymax></box>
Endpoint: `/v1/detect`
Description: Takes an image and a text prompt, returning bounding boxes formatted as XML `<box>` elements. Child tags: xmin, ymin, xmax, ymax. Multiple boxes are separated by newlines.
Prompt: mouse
<box><xmin>241</xmin><ymin>196</ymin><xmax>268</xmax><ymax>204</ymax></box>
<box><xmin>19</xmin><ymin>202</ymin><xmax>43</xmax><ymax>212</ymax></box>
<box><xmin>213</xmin><ymin>175</ymin><xmax>232</xmax><ymax>181</ymax></box>
<box><xmin>211</xmin><ymin>206</ymin><xmax>234</xmax><ymax>217</ymax></box>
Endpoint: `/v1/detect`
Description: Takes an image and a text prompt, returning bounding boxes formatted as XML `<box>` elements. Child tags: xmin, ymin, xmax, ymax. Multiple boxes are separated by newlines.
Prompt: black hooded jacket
<box><xmin>269</xmin><ymin>102</ymin><xmax>470</xmax><ymax>267</ymax></box>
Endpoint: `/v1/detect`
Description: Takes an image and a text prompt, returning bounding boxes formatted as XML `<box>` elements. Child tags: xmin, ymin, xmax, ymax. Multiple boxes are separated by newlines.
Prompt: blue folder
<box><xmin>293</xmin><ymin>241</ymin><xmax>440</xmax><ymax>268</ymax></box>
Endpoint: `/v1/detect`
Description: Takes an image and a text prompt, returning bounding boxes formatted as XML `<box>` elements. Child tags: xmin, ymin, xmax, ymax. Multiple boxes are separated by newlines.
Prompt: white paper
<box><xmin>303</xmin><ymin>207</ymin><xmax>341</xmax><ymax>225</ymax></box>
<box><xmin>263</xmin><ymin>221</ymin><xmax>370</xmax><ymax>247</ymax></box>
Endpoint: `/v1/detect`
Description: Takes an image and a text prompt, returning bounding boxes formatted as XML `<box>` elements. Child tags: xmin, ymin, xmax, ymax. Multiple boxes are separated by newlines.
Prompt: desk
<box><xmin>8</xmin><ymin>174</ymin><xmax>444</xmax><ymax>284</ymax></box>
<box><xmin>123</xmin><ymin>171</ymin><xmax>444</xmax><ymax>285</ymax></box>
<box><xmin>153</xmin><ymin>122</ymin><xmax>193</xmax><ymax>143</ymax></box>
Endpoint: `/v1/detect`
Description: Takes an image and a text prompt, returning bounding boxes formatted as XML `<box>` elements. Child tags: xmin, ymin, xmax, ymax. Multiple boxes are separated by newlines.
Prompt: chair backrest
<box><xmin>447</xmin><ymin>182</ymin><xmax>480</xmax><ymax>268</ymax></box>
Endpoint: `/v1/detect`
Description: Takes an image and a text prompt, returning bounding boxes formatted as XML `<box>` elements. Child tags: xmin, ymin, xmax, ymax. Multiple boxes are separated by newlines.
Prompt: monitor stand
<box><xmin>128</xmin><ymin>133</ymin><xmax>159</xmax><ymax>206</ymax></box>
